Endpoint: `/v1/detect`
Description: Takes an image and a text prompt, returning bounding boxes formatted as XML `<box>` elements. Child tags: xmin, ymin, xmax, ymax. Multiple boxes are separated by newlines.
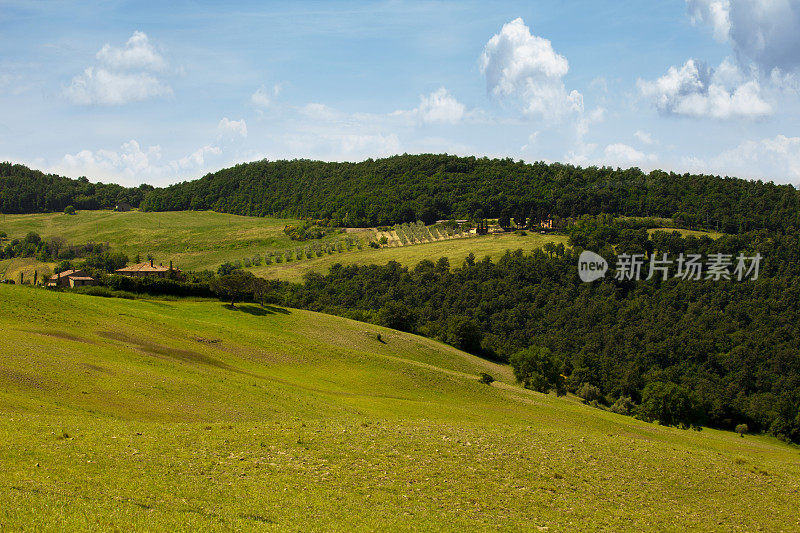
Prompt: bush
<box><xmin>478</xmin><ymin>372</ymin><xmax>495</xmax><ymax>385</ymax></box>
<box><xmin>735</xmin><ymin>423</ymin><xmax>749</xmax><ymax>436</ymax></box>
<box><xmin>576</xmin><ymin>383</ymin><xmax>604</xmax><ymax>403</ymax></box>
<box><xmin>64</xmin><ymin>205</ymin><xmax>76</xmax><ymax>215</ymax></box>
<box><xmin>610</xmin><ymin>395</ymin><xmax>636</xmax><ymax>416</ymax></box>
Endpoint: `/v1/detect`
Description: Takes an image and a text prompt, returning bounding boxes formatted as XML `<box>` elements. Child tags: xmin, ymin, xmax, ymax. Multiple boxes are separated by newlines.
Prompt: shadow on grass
<box><xmin>222</xmin><ymin>304</ymin><xmax>291</xmax><ymax>316</ymax></box>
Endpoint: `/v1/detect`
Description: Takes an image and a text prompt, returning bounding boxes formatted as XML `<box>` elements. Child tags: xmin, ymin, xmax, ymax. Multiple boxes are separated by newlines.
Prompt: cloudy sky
<box><xmin>2</xmin><ymin>0</ymin><xmax>800</xmax><ymax>186</ymax></box>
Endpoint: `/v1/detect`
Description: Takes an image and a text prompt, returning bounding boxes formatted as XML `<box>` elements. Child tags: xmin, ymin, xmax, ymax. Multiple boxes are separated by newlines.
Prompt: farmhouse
<box><xmin>115</xmin><ymin>260</ymin><xmax>180</xmax><ymax>278</ymax></box>
<box><xmin>47</xmin><ymin>269</ymin><xmax>97</xmax><ymax>288</ymax></box>
<box><xmin>115</xmin><ymin>202</ymin><xmax>132</xmax><ymax>212</ymax></box>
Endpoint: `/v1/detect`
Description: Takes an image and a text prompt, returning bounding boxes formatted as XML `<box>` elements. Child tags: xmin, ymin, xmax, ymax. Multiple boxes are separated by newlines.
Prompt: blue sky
<box><xmin>1</xmin><ymin>0</ymin><xmax>799</xmax><ymax>186</ymax></box>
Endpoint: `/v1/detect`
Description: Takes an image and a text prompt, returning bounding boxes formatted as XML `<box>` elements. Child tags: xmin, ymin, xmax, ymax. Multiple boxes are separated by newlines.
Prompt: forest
<box><xmin>3</xmin><ymin>155</ymin><xmax>800</xmax><ymax>233</ymax></box>
<box><xmin>0</xmin><ymin>162</ymin><xmax>152</xmax><ymax>213</ymax></box>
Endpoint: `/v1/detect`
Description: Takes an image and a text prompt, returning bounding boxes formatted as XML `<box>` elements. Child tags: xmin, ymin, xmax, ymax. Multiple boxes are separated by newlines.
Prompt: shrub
<box><xmin>478</xmin><ymin>372</ymin><xmax>495</xmax><ymax>385</ymax></box>
<box><xmin>64</xmin><ymin>205</ymin><xmax>76</xmax><ymax>215</ymax></box>
<box><xmin>610</xmin><ymin>395</ymin><xmax>636</xmax><ymax>415</ymax></box>
<box><xmin>576</xmin><ymin>383</ymin><xmax>604</xmax><ymax>403</ymax></box>
<box><xmin>735</xmin><ymin>423</ymin><xmax>749</xmax><ymax>437</ymax></box>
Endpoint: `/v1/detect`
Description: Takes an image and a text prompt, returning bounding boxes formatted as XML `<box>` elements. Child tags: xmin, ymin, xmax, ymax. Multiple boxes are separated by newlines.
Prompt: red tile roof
<box><xmin>48</xmin><ymin>269</ymin><xmax>86</xmax><ymax>280</ymax></box>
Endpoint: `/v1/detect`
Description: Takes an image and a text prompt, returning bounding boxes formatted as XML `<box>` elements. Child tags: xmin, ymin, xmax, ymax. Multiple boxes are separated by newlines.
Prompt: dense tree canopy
<box><xmin>0</xmin><ymin>162</ymin><xmax>152</xmax><ymax>213</ymax></box>
<box><xmin>138</xmin><ymin>155</ymin><xmax>800</xmax><ymax>231</ymax></box>
<box><xmin>6</xmin><ymin>155</ymin><xmax>798</xmax><ymax>233</ymax></box>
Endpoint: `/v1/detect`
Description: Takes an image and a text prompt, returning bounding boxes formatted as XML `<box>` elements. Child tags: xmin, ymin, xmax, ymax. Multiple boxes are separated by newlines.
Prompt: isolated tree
<box><xmin>211</xmin><ymin>270</ymin><xmax>255</xmax><ymax>307</ymax></box>
<box><xmin>64</xmin><ymin>205</ymin><xmax>76</xmax><ymax>215</ymax></box>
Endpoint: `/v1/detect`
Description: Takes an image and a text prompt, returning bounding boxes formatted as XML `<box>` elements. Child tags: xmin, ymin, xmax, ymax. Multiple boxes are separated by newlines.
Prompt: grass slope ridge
<box><xmin>1</xmin><ymin>285</ymin><xmax>798</xmax><ymax>531</ymax></box>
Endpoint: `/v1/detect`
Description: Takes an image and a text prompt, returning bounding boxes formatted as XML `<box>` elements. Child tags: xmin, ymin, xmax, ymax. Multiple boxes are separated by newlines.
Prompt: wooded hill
<box><xmin>3</xmin><ymin>155</ymin><xmax>799</xmax><ymax>232</ymax></box>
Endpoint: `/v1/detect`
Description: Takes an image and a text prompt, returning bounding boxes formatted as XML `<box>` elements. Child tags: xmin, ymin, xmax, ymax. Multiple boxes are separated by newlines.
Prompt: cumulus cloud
<box><xmin>638</xmin><ymin>58</ymin><xmax>772</xmax><ymax>119</ymax></box>
<box><xmin>217</xmin><ymin>117</ymin><xmax>248</xmax><ymax>139</ymax></box>
<box><xmin>415</xmin><ymin>87</ymin><xmax>465</xmax><ymax>124</ymax></box>
<box><xmin>685</xmin><ymin>134</ymin><xmax>800</xmax><ymax>182</ymax></box>
<box><xmin>65</xmin><ymin>68</ymin><xmax>172</xmax><ymax>106</ymax></box>
<box><xmin>604</xmin><ymin>143</ymin><xmax>657</xmax><ymax>167</ymax></box>
<box><xmin>56</xmin><ymin>139</ymin><xmax>223</xmax><ymax>185</ymax></box>
<box><xmin>687</xmin><ymin>0</ymin><xmax>732</xmax><ymax>41</ymax></box>
<box><xmin>688</xmin><ymin>0</ymin><xmax>800</xmax><ymax>75</ymax></box>
<box><xmin>96</xmin><ymin>31</ymin><xmax>167</xmax><ymax>71</ymax></box>
<box><xmin>64</xmin><ymin>31</ymin><xmax>172</xmax><ymax>106</ymax></box>
<box><xmin>479</xmin><ymin>17</ymin><xmax>582</xmax><ymax>120</ymax></box>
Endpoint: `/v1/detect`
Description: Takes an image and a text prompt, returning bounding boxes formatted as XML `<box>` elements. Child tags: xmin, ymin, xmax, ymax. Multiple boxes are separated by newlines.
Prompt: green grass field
<box><xmin>0</xmin><ymin>211</ymin><xmax>567</xmax><ymax>282</ymax></box>
<box><xmin>1</xmin><ymin>284</ymin><xmax>798</xmax><ymax>531</ymax></box>
<box><xmin>648</xmin><ymin>227</ymin><xmax>724</xmax><ymax>239</ymax></box>
<box><xmin>0</xmin><ymin>210</ymin><xmax>341</xmax><ymax>272</ymax></box>
<box><xmin>251</xmin><ymin>232</ymin><xmax>568</xmax><ymax>281</ymax></box>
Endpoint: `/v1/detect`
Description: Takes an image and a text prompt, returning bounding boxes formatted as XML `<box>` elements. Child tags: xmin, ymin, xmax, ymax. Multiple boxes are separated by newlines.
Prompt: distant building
<box><xmin>47</xmin><ymin>269</ymin><xmax>97</xmax><ymax>288</ymax></box>
<box><xmin>115</xmin><ymin>260</ymin><xmax>180</xmax><ymax>278</ymax></box>
<box><xmin>115</xmin><ymin>202</ymin><xmax>132</xmax><ymax>212</ymax></box>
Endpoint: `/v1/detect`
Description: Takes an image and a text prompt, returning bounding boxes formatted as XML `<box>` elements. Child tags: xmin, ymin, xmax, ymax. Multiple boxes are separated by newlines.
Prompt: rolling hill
<box><xmin>1</xmin><ymin>284</ymin><xmax>798</xmax><ymax>531</ymax></box>
<box><xmin>0</xmin><ymin>210</ymin><xmax>571</xmax><ymax>281</ymax></box>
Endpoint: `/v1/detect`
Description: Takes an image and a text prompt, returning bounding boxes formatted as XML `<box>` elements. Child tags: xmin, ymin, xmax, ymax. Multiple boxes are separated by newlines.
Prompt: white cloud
<box><xmin>687</xmin><ymin>0</ymin><xmax>732</xmax><ymax>41</ymax></box>
<box><xmin>604</xmin><ymin>143</ymin><xmax>657</xmax><ymax>166</ymax></box>
<box><xmin>415</xmin><ymin>87</ymin><xmax>465</xmax><ymax>124</ymax></box>
<box><xmin>282</xmin><ymin>132</ymin><xmax>401</xmax><ymax>160</ymax></box>
<box><xmin>64</xmin><ymin>31</ymin><xmax>172</xmax><ymax>106</ymax></box>
<box><xmin>96</xmin><ymin>31</ymin><xmax>167</xmax><ymax>71</ymax></box>
<box><xmin>299</xmin><ymin>102</ymin><xmax>343</xmax><ymax>122</ymax></box>
<box><xmin>217</xmin><ymin>117</ymin><xmax>247</xmax><ymax>139</ymax></box>
<box><xmin>634</xmin><ymin>131</ymin><xmax>656</xmax><ymax>145</ymax></box>
<box><xmin>65</xmin><ymin>67</ymin><xmax>172</xmax><ymax>106</ymax></box>
<box><xmin>686</xmin><ymin>134</ymin><xmax>800</xmax><ymax>183</ymax></box>
<box><xmin>638</xmin><ymin>58</ymin><xmax>772</xmax><ymax>119</ymax></box>
<box><xmin>55</xmin><ymin>139</ymin><xmax>223</xmax><ymax>185</ymax></box>
<box><xmin>688</xmin><ymin>0</ymin><xmax>800</xmax><ymax>75</ymax></box>
<box><xmin>251</xmin><ymin>84</ymin><xmax>281</xmax><ymax>108</ymax></box>
<box><xmin>173</xmin><ymin>145</ymin><xmax>222</xmax><ymax>172</ymax></box>
<box><xmin>479</xmin><ymin>17</ymin><xmax>582</xmax><ymax>121</ymax></box>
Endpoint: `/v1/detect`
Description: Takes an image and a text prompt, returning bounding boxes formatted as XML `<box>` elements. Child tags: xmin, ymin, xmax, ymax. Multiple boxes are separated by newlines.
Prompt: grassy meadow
<box><xmin>251</xmin><ymin>232</ymin><xmax>568</xmax><ymax>282</ymax></box>
<box><xmin>0</xmin><ymin>284</ymin><xmax>798</xmax><ymax>531</ymax></box>
<box><xmin>0</xmin><ymin>211</ymin><xmax>567</xmax><ymax>281</ymax></box>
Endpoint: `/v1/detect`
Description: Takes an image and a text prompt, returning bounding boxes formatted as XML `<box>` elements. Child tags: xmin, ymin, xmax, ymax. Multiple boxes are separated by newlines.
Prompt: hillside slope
<box><xmin>0</xmin><ymin>285</ymin><xmax>798</xmax><ymax>531</ymax></box>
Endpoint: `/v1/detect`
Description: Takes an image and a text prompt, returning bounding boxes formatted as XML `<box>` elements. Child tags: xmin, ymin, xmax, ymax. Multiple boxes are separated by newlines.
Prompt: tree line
<box><xmin>4</xmin><ymin>156</ymin><xmax>800</xmax><ymax>233</ymax></box>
